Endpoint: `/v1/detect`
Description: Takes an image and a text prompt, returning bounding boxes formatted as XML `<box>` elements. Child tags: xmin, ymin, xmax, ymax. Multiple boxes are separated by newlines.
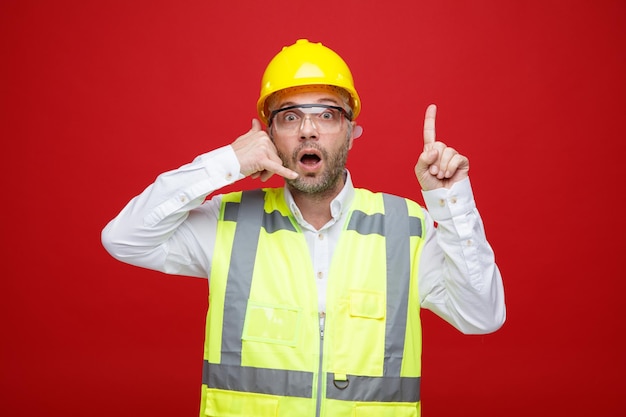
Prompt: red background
<box><xmin>2</xmin><ymin>1</ymin><xmax>625</xmax><ymax>416</ymax></box>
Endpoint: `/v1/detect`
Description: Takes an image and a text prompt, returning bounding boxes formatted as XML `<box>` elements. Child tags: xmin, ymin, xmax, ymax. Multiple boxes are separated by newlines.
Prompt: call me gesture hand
<box><xmin>231</xmin><ymin>119</ymin><xmax>299</xmax><ymax>182</ymax></box>
<box><xmin>414</xmin><ymin>104</ymin><xmax>469</xmax><ymax>191</ymax></box>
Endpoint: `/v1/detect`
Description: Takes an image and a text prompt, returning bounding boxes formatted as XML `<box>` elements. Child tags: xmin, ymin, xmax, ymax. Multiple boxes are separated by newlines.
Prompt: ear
<box><xmin>347</xmin><ymin>123</ymin><xmax>362</xmax><ymax>150</ymax></box>
<box><xmin>352</xmin><ymin>124</ymin><xmax>363</xmax><ymax>140</ymax></box>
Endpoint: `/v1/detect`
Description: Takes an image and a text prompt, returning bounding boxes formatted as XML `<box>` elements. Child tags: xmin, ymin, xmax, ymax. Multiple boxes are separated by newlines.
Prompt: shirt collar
<box><xmin>284</xmin><ymin>170</ymin><xmax>355</xmax><ymax>230</ymax></box>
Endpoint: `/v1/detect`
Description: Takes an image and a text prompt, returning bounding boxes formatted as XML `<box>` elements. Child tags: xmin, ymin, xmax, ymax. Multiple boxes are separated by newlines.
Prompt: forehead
<box><xmin>272</xmin><ymin>87</ymin><xmax>345</xmax><ymax>109</ymax></box>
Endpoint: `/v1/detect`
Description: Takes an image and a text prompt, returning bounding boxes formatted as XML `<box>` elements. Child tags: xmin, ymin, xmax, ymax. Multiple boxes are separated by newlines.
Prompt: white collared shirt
<box><xmin>102</xmin><ymin>145</ymin><xmax>505</xmax><ymax>334</ymax></box>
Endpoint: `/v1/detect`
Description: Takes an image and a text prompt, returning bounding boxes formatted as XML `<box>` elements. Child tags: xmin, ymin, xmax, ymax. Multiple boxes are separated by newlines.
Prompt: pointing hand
<box><xmin>414</xmin><ymin>104</ymin><xmax>469</xmax><ymax>191</ymax></box>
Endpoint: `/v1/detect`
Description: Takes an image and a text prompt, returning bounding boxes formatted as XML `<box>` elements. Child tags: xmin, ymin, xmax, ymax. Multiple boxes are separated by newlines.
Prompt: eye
<box><xmin>282</xmin><ymin>112</ymin><xmax>300</xmax><ymax>123</ymax></box>
<box><xmin>319</xmin><ymin>110</ymin><xmax>336</xmax><ymax>120</ymax></box>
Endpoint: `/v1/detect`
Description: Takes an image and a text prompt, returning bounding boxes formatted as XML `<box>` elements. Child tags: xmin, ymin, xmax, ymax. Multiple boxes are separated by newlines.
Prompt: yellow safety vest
<box><xmin>201</xmin><ymin>187</ymin><xmax>426</xmax><ymax>417</ymax></box>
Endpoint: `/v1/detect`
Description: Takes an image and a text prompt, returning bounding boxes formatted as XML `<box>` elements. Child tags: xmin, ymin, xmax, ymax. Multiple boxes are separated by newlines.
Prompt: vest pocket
<box><xmin>332</xmin><ymin>290</ymin><xmax>386</xmax><ymax>375</ymax></box>
<box><xmin>242</xmin><ymin>302</ymin><xmax>301</xmax><ymax>346</ymax></box>
<box><xmin>354</xmin><ymin>403</ymin><xmax>419</xmax><ymax>417</ymax></box>
<box><xmin>349</xmin><ymin>290</ymin><xmax>385</xmax><ymax>319</ymax></box>
<box><xmin>205</xmin><ymin>388</ymin><xmax>279</xmax><ymax>417</ymax></box>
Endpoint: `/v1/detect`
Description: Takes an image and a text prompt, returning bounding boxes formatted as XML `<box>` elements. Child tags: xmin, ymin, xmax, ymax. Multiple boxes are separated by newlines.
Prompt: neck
<box><xmin>289</xmin><ymin>179</ymin><xmax>344</xmax><ymax>230</ymax></box>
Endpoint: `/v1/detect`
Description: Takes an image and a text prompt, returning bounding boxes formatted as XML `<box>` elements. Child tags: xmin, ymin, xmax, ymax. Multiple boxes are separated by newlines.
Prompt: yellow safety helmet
<box><xmin>257</xmin><ymin>39</ymin><xmax>361</xmax><ymax>125</ymax></box>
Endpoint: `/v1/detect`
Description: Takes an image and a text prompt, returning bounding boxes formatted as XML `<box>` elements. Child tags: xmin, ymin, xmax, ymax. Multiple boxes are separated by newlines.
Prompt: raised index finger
<box><xmin>423</xmin><ymin>104</ymin><xmax>437</xmax><ymax>147</ymax></box>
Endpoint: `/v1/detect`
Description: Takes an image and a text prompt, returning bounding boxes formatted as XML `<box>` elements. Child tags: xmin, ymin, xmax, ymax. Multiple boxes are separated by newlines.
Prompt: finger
<box><xmin>423</xmin><ymin>142</ymin><xmax>446</xmax><ymax>176</ymax></box>
<box><xmin>444</xmin><ymin>154</ymin><xmax>469</xmax><ymax>178</ymax></box>
<box><xmin>263</xmin><ymin>159</ymin><xmax>299</xmax><ymax>180</ymax></box>
<box><xmin>437</xmin><ymin>146</ymin><xmax>458</xmax><ymax>178</ymax></box>
<box><xmin>414</xmin><ymin>148</ymin><xmax>441</xmax><ymax>191</ymax></box>
<box><xmin>258</xmin><ymin>170</ymin><xmax>272</xmax><ymax>182</ymax></box>
<box><xmin>415</xmin><ymin>148</ymin><xmax>439</xmax><ymax>172</ymax></box>
<box><xmin>251</xmin><ymin>118</ymin><xmax>263</xmax><ymax>133</ymax></box>
<box><xmin>423</xmin><ymin>104</ymin><xmax>437</xmax><ymax>147</ymax></box>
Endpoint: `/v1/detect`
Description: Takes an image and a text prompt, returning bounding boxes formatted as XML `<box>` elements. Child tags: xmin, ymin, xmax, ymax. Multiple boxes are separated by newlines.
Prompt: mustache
<box><xmin>291</xmin><ymin>142</ymin><xmax>327</xmax><ymax>161</ymax></box>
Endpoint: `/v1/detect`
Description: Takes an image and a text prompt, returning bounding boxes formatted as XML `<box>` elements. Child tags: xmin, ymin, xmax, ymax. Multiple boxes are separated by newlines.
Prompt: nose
<box><xmin>299</xmin><ymin>115</ymin><xmax>319</xmax><ymax>139</ymax></box>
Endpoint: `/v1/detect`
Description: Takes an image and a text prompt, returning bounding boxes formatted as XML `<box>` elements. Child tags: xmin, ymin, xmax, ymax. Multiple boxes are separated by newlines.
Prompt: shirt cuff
<box><xmin>421</xmin><ymin>177</ymin><xmax>476</xmax><ymax>222</ymax></box>
<box><xmin>197</xmin><ymin>145</ymin><xmax>245</xmax><ymax>185</ymax></box>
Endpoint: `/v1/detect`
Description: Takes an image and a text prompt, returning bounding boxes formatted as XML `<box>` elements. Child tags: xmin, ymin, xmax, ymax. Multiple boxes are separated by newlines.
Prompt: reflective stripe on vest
<box><xmin>203</xmin><ymin>189</ymin><xmax>422</xmax><ymax>403</ymax></box>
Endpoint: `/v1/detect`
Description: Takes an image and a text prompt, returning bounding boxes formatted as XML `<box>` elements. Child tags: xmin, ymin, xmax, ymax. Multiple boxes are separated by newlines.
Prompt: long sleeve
<box><xmin>101</xmin><ymin>145</ymin><xmax>243</xmax><ymax>278</ymax></box>
<box><xmin>418</xmin><ymin>177</ymin><xmax>506</xmax><ymax>334</ymax></box>
<box><xmin>103</xmin><ymin>152</ymin><xmax>506</xmax><ymax>334</ymax></box>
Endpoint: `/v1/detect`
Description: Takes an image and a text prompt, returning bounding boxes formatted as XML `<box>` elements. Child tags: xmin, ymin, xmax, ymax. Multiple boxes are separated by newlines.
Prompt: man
<box><xmin>102</xmin><ymin>39</ymin><xmax>505</xmax><ymax>417</ymax></box>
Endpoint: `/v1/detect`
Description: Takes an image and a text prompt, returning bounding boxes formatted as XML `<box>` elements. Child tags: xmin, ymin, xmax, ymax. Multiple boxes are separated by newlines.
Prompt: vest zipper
<box><xmin>315</xmin><ymin>313</ymin><xmax>325</xmax><ymax>417</ymax></box>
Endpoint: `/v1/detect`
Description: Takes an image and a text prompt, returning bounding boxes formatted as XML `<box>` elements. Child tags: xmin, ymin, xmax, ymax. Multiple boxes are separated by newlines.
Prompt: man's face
<box><xmin>268</xmin><ymin>89</ymin><xmax>355</xmax><ymax>196</ymax></box>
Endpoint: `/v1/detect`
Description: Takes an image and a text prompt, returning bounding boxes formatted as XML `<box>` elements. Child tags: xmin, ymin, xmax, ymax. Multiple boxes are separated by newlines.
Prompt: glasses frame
<box><xmin>268</xmin><ymin>104</ymin><xmax>353</xmax><ymax>132</ymax></box>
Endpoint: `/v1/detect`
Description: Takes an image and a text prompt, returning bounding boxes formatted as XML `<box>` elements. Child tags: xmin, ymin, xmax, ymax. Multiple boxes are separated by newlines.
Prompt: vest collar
<box><xmin>283</xmin><ymin>170</ymin><xmax>355</xmax><ymax>231</ymax></box>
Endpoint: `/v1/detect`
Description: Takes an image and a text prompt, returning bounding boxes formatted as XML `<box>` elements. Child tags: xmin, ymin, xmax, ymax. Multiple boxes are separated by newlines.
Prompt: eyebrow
<box><xmin>278</xmin><ymin>98</ymin><xmax>341</xmax><ymax>108</ymax></box>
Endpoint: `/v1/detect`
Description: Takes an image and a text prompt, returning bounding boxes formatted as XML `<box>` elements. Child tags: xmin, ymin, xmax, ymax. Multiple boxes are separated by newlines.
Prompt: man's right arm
<box><xmin>101</xmin><ymin>145</ymin><xmax>243</xmax><ymax>278</ymax></box>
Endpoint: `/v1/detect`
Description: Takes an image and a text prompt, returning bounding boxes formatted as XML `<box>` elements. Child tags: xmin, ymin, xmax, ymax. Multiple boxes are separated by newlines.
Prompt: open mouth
<box><xmin>296</xmin><ymin>147</ymin><xmax>323</xmax><ymax>170</ymax></box>
<box><xmin>300</xmin><ymin>153</ymin><xmax>321</xmax><ymax>166</ymax></box>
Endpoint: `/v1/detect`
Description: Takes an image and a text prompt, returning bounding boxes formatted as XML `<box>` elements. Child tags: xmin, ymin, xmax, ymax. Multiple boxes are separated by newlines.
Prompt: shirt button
<box><xmin>450</xmin><ymin>197</ymin><xmax>457</xmax><ymax>204</ymax></box>
<box><xmin>438</xmin><ymin>199</ymin><xmax>445</xmax><ymax>207</ymax></box>
<box><xmin>317</xmin><ymin>271</ymin><xmax>324</xmax><ymax>279</ymax></box>
<box><xmin>179</xmin><ymin>194</ymin><xmax>188</xmax><ymax>203</ymax></box>
<box><xmin>318</xmin><ymin>233</ymin><xmax>324</xmax><ymax>240</ymax></box>
<box><xmin>226</xmin><ymin>172</ymin><xmax>233</xmax><ymax>181</ymax></box>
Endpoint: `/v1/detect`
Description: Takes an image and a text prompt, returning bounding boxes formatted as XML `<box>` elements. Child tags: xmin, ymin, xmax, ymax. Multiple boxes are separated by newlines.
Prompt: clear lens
<box><xmin>270</xmin><ymin>104</ymin><xmax>349</xmax><ymax>134</ymax></box>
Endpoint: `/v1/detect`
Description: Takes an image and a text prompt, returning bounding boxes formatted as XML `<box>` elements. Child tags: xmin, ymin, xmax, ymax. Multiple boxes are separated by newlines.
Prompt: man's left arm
<box><xmin>418</xmin><ymin>178</ymin><xmax>506</xmax><ymax>334</ymax></box>
<box><xmin>414</xmin><ymin>104</ymin><xmax>505</xmax><ymax>334</ymax></box>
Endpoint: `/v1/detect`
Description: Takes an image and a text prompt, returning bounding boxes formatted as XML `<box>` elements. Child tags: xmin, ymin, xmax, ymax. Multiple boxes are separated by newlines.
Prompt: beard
<box><xmin>278</xmin><ymin>137</ymin><xmax>351</xmax><ymax>196</ymax></box>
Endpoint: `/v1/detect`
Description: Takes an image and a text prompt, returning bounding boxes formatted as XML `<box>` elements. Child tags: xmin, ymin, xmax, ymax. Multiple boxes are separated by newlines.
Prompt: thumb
<box><xmin>251</xmin><ymin>118</ymin><xmax>263</xmax><ymax>132</ymax></box>
<box><xmin>414</xmin><ymin>148</ymin><xmax>441</xmax><ymax>186</ymax></box>
<box><xmin>416</xmin><ymin>148</ymin><xmax>438</xmax><ymax>170</ymax></box>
